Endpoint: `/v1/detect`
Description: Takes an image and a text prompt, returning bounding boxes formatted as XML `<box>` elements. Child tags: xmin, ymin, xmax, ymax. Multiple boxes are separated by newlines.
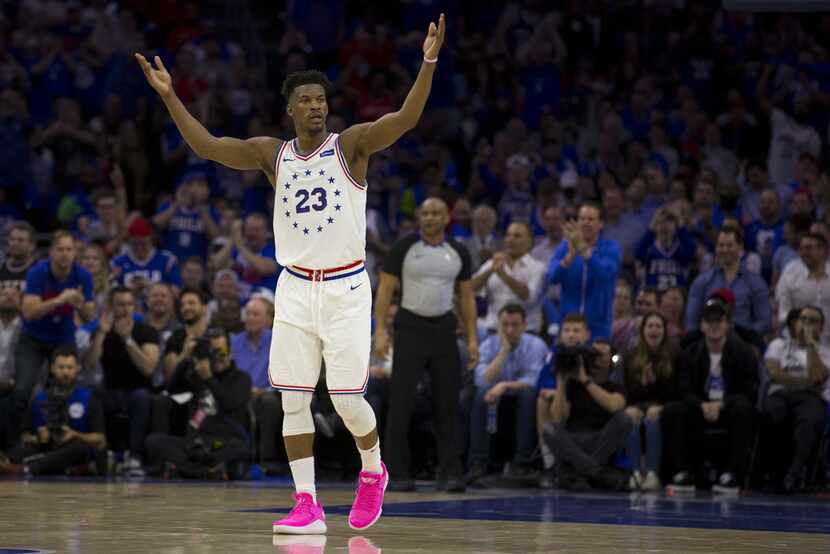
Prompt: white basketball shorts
<box><xmin>268</xmin><ymin>260</ymin><xmax>371</xmax><ymax>395</ymax></box>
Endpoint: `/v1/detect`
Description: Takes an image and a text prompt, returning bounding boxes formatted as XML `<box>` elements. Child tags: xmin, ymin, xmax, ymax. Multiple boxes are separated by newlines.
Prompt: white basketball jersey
<box><xmin>272</xmin><ymin>132</ymin><xmax>367</xmax><ymax>268</ymax></box>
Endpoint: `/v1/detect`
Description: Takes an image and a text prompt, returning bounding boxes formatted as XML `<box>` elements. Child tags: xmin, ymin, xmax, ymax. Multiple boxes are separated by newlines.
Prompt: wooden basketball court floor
<box><xmin>1</xmin><ymin>478</ymin><xmax>829</xmax><ymax>553</ymax></box>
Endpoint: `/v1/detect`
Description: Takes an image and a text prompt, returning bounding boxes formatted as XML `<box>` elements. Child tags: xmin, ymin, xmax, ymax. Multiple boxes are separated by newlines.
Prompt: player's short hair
<box><xmin>281</xmin><ymin>70</ymin><xmax>333</xmax><ymax>100</ymax></box>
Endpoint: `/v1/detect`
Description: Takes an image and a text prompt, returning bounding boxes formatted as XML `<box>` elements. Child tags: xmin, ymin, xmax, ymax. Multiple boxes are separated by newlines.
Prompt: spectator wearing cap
<box><xmin>111</xmin><ymin>217</ymin><xmax>182</xmax><ymax>300</ymax></box>
<box><xmin>497</xmin><ymin>154</ymin><xmax>534</xmax><ymax>230</ymax></box>
<box><xmin>549</xmin><ymin>202</ymin><xmax>621</xmax><ymax>340</ymax></box>
<box><xmin>663</xmin><ymin>295</ymin><xmax>759</xmax><ymax>494</ymax></box>
<box><xmin>152</xmin><ymin>172</ymin><xmax>221</xmax><ymax>263</ymax></box>
<box><xmin>762</xmin><ymin>305</ymin><xmax>829</xmax><ymax>492</ymax></box>
<box><xmin>471</xmin><ymin>222</ymin><xmax>547</xmax><ymax>334</ymax></box>
<box><xmin>684</xmin><ymin>227</ymin><xmax>771</xmax><ymax>339</ymax></box>
<box><xmin>14</xmin><ymin>231</ymin><xmax>95</xmax><ymax>443</ymax></box>
<box><xmin>635</xmin><ymin>205</ymin><xmax>698</xmax><ymax>291</ymax></box>
<box><xmin>776</xmin><ymin>233</ymin><xmax>830</xmax><ymax>346</ymax></box>
<box><xmin>209</xmin><ymin>213</ymin><xmax>279</xmax><ymax>295</ymax></box>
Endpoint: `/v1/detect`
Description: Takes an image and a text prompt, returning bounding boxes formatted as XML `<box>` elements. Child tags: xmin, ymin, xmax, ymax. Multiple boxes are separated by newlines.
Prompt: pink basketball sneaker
<box><xmin>348</xmin><ymin>462</ymin><xmax>389</xmax><ymax>531</ymax></box>
<box><xmin>273</xmin><ymin>493</ymin><xmax>327</xmax><ymax>534</ymax></box>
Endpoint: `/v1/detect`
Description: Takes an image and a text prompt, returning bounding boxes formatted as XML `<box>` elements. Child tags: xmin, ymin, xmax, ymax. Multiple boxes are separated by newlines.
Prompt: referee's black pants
<box><xmin>384</xmin><ymin>308</ymin><xmax>463</xmax><ymax>481</ymax></box>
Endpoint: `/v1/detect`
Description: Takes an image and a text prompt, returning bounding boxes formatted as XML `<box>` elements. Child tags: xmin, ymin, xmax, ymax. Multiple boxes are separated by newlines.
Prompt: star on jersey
<box><xmin>292</xmin><ymin>173</ymin><xmax>298</xmax><ymax>180</ymax></box>
<box><xmin>282</xmin><ymin>172</ymin><xmax>342</xmax><ymax>235</ymax></box>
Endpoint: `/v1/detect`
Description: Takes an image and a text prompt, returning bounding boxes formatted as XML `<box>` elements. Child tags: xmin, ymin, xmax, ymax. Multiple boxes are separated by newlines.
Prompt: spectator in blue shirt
<box><xmin>685</xmin><ymin>226</ymin><xmax>771</xmax><ymax>339</ymax></box>
<box><xmin>153</xmin><ymin>172</ymin><xmax>221</xmax><ymax>262</ymax></box>
<box><xmin>549</xmin><ymin>202</ymin><xmax>622</xmax><ymax>340</ymax></box>
<box><xmin>231</xmin><ymin>296</ymin><xmax>280</xmax><ymax>467</ymax></box>
<box><xmin>15</xmin><ymin>231</ymin><xmax>95</xmax><ymax>444</ymax></box>
<box><xmin>111</xmin><ymin>217</ymin><xmax>182</xmax><ymax>300</ymax></box>
<box><xmin>468</xmin><ymin>304</ymin><xmax>548</xmax><ymax>483</ymax></box>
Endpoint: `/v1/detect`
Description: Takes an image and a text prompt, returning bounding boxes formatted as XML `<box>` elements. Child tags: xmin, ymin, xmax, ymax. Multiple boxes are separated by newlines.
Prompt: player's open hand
<box><xmin>422</xmin><ymin>13</ymin><xmax>446</xmax><ymax>60</ymax></box>
<box><xmin>135</xmin><ymin>53</ymin><xmax>173</xmax><ymax>98</ymax></box>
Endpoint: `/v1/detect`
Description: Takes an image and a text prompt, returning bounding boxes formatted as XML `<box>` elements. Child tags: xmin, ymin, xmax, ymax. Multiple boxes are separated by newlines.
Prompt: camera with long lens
<box><xmin>554</xmin><ymin>344</ymin><xmax>598</xmax><ymax>379</ymax></box>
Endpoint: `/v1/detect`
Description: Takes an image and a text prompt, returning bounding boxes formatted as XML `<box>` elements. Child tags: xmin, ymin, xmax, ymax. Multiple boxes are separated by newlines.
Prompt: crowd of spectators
<box><xmin>0</xmin><ymin>1</ymin><xmax>829</xmax><ymax>493</ymax></box>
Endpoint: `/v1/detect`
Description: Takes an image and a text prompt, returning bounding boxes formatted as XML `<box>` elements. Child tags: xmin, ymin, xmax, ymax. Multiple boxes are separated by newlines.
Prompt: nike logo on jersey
<box><xmin>320</xmin><ymin>149</ymin><xmax>335</xmax><ymax>158</ymax></box>
<box><xmin>350</xmin><ymin>283</ymin><xmax>362</xmax><ymax>291</ymax></box>
<box><xmin>283</xmin><ymin>157</ymin><xmax>295</xmax><ymax>162</ymax></box>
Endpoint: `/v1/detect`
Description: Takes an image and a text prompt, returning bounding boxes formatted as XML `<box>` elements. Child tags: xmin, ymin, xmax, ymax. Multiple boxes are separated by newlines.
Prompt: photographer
<box><xmin>3</xmin><ymin>345</ymin><xmax>105</xmax><ymax>476</ymax></box>
<box><xmin>542</xmin><ymin>339</ymin><xmax>632</xmax><ymax>490</ymax></box>
<box><xmin>145</xmin><ymin>327</ymin><xmax>251</xmax><ymax>479</ymax></box>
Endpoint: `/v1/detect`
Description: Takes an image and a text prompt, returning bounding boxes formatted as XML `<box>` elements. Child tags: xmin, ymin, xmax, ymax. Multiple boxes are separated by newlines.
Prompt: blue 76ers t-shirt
<box><xmin>155</xmin><ymin>202</ymin><xmax>220</xmax><ymax>261</ymax></box>
<box><xmin>22</xmin><ymin>260</ymin><xmax>94</xmax><ymax>344</ymax></box>
<box><xmin>111</xmin><ymin>249</ymin><xmax>182</xmax><ymax>289</ymax></box>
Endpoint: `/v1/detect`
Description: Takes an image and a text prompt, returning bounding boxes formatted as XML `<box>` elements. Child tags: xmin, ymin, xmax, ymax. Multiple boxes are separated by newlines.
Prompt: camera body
<box><xmin>45</xmin><ymin>384</ymin><xmax>72</xmax><ymax>445</ymax></box>
<box><xmin>554</xmin><ymin>344</ymin><xmax>598</xmax><ymax>379</ymax></box>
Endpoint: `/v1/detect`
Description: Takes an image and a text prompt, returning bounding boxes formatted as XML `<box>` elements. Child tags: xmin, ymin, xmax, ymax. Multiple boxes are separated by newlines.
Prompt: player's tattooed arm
<box><xmin>341</xmin><ymin>13</ymin><xmax>446</xmax><ymax>158</ymax></box>
<box><xmin>135</xmin><ymin>53</ymin><xmax>281</xmax><ymax>179</ymax></box>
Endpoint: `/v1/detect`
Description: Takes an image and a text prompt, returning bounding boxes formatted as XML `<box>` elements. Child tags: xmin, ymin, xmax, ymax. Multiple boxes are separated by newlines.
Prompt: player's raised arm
<box><xmin>344</xmin><ymin>13</ymin><xmax>446</xmax><ymax>156</ymax></box>
<box><xmin>135</xmin><ymin>53</ymin><xmax>278</xmax><ymax>175</ymax></box>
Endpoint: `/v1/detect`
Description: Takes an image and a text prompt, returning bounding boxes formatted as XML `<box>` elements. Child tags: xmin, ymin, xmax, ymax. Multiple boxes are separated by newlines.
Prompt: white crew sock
<box><xmin>358</xmin><ymin>440</ymin><xmax>382</xmax><ymax>474</ymax></box>
<box><xmin>289</xmin><ymin>457</ymin><xmax>317</xmax><ymax>503</ymax></box>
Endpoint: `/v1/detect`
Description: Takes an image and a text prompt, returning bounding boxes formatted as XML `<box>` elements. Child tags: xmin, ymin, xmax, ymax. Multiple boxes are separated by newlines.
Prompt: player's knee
<box><xmin>330</xmin><ymin>394</ymin><xmax>376</xmax><ymax>438</ymax></box>
<box><xmin>281</xmin><ymin>391</ymin><xmax>314</xmax><ymax>436</ymax></box>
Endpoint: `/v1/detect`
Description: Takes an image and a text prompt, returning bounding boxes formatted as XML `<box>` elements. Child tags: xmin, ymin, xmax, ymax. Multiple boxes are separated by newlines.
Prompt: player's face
<box><xmin>289</xmin><ymin>84</ymin><xmax>328</xmax><ymax>133</ymax></box>
<box><xmin>418</xmin><ymin>200</ymin><xmax>449</xmax><ymax>236</ymax></box>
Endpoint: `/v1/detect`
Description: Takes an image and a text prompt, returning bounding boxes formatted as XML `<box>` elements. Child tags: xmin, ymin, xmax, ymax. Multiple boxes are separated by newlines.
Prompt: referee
<box><xmin>375</xmin><ymin>197</ymin><xmax>480</xmax><ymax>493</ymax></box>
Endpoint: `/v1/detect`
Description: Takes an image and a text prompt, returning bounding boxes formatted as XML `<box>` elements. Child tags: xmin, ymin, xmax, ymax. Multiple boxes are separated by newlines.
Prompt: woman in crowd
<box><xmin>79</xmin><ymin>243</ymin><xmax>112</xmax><ymax>317</ymax></box>
<box><xmin>624</xmin><ymin>311</ymin><xmax>677</xmax><ymax>491</ymax></box>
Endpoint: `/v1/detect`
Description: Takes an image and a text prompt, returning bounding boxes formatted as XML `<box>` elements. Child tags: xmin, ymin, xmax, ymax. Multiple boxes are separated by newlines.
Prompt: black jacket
<box><xmin>169</xmin><ymin>361</ymin><xmax>252</xmax><ymax>439</ymax></box>
<box><xmin>674</xmin><ymin>333</ymin><xmax>759</xmax><ymax>407</ymax></box>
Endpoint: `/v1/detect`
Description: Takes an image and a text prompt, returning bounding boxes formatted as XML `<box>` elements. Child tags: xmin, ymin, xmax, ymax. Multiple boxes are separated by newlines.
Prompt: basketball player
<box><xmin>136</xmin><ymin>14</ymin><xmax>446</xmax><ymax>535</ymax></box>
